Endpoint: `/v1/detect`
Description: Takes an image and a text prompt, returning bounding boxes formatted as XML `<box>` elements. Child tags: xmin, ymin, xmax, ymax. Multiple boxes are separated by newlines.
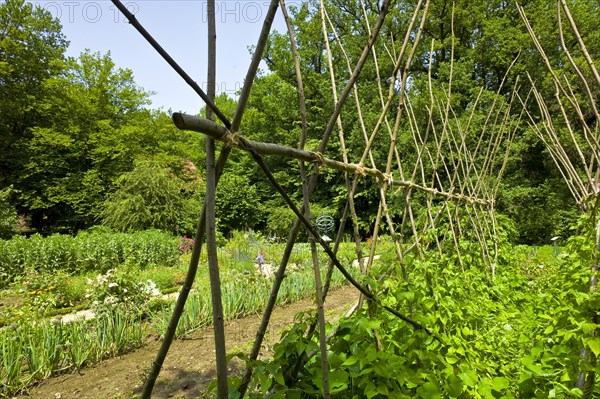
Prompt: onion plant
<box><xmin>0</xmin><ymin>307</ymin><xmax>146</xmax><ymax>396</ymax></box>
<box><xmin>151</xmin><ymin>266</ymin><xmax>351</xmax><ymax>338</ymax></box>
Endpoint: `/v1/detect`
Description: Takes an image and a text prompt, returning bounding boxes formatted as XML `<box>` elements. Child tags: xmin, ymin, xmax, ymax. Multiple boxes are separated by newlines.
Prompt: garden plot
<box><xmin>12</xmin><ymin>285</ymin><xmax>359</xmax><ymax>399</ymax></box>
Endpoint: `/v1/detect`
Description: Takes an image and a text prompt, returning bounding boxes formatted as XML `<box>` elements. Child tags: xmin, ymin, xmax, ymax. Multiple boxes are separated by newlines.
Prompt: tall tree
<box><xmin>15</xmin><ymin>50</ymin><xmax>151</xmax><ymax>231</ymax></box>
<box><xmin>0</xmin><ymin>0</ymin><xmax>67</xmax><ymax>191</ymax></box>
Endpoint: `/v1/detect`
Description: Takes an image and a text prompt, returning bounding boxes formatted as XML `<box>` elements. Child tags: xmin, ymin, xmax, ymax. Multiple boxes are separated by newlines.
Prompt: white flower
<box><xmin>104</xmin><ymin>295</ymin><xmax>117</xmax><ymax>305</ymax></box>
<box><xmin>108</xmin><ymin>282</ymin><xmax>118</xmax><ymax>288</ymax></box>
<box><xmin>140</xmin><ymin>279</ymin><xmax>161</xmax><ymax>297</ymax></box>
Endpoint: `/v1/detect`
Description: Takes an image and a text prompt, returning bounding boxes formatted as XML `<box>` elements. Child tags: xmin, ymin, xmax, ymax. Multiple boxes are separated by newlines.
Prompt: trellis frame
<box><xmin>109</xmin><ymin>0</ymin><xmax>519</xmax><ymax>397</ymax></box>
<box><xmin>517</xmin><ymin>2</ymin><xmax>600</xmax><ymax>396</ymax></box>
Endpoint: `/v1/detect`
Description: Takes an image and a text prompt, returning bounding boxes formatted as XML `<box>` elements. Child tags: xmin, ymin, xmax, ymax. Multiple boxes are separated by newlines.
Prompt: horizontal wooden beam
<box><xmin>172</xmin><ymin>112</ymin><xmax>492</xmax><ymax>206</ymax></box>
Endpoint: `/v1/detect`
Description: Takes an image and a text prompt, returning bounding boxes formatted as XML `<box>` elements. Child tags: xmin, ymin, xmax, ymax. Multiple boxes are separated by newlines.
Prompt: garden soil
<box><xmin>14</xmin><ymin>285</ymin><xmax>359</xmax><ymax>399</ymax></box>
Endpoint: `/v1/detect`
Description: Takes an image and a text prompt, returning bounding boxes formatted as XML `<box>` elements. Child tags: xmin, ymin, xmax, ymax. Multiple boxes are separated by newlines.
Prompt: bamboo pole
<box><xmin>231</xmin><ymin>0</ymin><xmax>279</xmax><ymax>132</ymax></box>
<box><xmin>286</xmin><ymin>1</ymin><xmax>329</xmax><ymax>396</ymax></box>
<box><xmin>556</xmin><ymin>2</ymin><xmax>600</xmax><ymax>134</ymax></box>
<box><xmin>137</xmin><ymin>1</ymin><xmax>279</xmax><ymax>396</ymax></box>
<box><xmin>237</xmin><ymin>5</ymin><xmax>393</xmax><ymax>395</ymax></box>
<box><xmin>518</xmin><ymin>3</ymin><xmax>600</xmax><ymax>393</ymax></box>
<box><xmin>109</xmin><ymin>0</ymin><xmax>230</xmax><ymax>127</ymax></box>
<box><xmin>204</xmin><ymin>2</ymin><xmax>228</xmax><ymax>397</ymax></box>
<box><xmin>320</xmin><ymin>0</ymin><xmax>366</xmax><ymax>284</ymax></box>
<box><xmin>559</xmin><ymin>0</ymin><xmax>600</xmax><ymax>87</ymax></box>
<box><xmin>247</xmin><ymin>147</ymin><xmax>437</xmax><ymax>337</ymax></box>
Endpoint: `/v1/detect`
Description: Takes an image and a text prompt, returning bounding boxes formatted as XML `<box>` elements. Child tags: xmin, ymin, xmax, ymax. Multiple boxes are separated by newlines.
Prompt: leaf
<box><xmin>445</xmin><ymin>374</ymin><xmax>464</xmax><ymax>397</ymax></box>
<box><xmin>459</xmin><ymin>370</ymin><xmax>478</xmax><ymax>387</ymax></box>
<box><xmin>521</xmin><ymin>356</ymin><xmax>544</xmax><ymax>375</ymax></box>
<box><xmin>417</xmin><ymin>382</ymin><xmax>442</xmax><ymax>398</ymax></box>
<box><xmin>446</xmin><ymin>354</ymin><xmax>459</xmax><ymax>365</ymax></box>
<box><xmin>328</xmin><ymin>369</ymin><xmax>349</xmax><ymax>393</ymax></box>
<box><xmin>342</xmin><ymin>355</ymin><xmax>359</xmax><ymax>366</ymax></box>
<box><xmin>364</xmin><ymin>381</ymin><xmax>379</xmax><ymax>399</ymax></box>
<box><xmin>585</xmin><ymin>338</ymin><xmax>600</xmax><ymax>356</ymax></box>
<box><xmin>491</xmin><ymin>376</ymin><xmax>509</xmax><ymax>391</ymax></box>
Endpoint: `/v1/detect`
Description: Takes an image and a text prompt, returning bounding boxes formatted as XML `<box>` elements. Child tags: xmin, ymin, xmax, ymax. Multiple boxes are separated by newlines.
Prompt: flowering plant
<box><xmin>178</xmin><ymin>236</ymin><xmax>194</xmax><ymax>254</ymax></box>
<box><xmin>86</xmin><ymin>269</ymin><xmax>161</xmax><ymax>313</ymax></box>
<box><xmin>14</xmin><ymin>270</ymin><xmax>81</xmax><ymax>315</ymax></box>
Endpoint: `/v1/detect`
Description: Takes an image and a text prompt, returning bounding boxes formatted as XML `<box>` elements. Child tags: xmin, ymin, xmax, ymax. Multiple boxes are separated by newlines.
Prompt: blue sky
<box><xmin>32</xmin><ymin>1</ymin><xmax>300</xmax><ymax>114</ymax></box>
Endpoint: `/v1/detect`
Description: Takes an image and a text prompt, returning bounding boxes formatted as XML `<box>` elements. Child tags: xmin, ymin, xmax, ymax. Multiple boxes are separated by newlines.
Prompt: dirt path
<box><xmin>15</xmin><ymin>285</ymin><xmax>359</xmax><ymax>399</ymax></box>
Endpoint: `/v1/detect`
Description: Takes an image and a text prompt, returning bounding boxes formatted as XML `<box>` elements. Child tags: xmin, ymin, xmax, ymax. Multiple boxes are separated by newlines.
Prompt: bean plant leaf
<box><xmin>585</xmin><ymin>337</ymin><xmax>600</xmax><ymax>356</ymax></box>
<box><xmin>491</xmin><ymin>376</ymin><xmax>509</xmax><ymax>391</ymax></box>
<box><xmin>416</xmin><ymin>382</ymin><xmax>442</xmax><ymax>398</ymax></box>
<box><xmin>445</xmin><ymin>374</ymin><xmax>463</xmax><ymax>397</ymax></box>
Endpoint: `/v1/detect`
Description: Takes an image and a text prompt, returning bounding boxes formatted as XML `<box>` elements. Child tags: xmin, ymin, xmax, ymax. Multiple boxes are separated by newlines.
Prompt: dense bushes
<box><xmin>0</xmin><ymin>229</ymin><xmax>179</xmax><ymax>288</ymax></box>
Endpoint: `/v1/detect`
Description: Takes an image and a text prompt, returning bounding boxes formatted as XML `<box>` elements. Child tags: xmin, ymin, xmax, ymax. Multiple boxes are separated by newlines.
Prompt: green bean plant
<box><xmin>240</xmin><ymin>223</ymin><xmax>599</xmax><ymax>398</ymax></box>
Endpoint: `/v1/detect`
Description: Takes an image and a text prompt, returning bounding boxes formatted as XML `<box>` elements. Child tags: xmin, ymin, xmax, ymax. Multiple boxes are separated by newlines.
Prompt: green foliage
<box><xmin>265</xmin><ymin>203</ymin><xmax>337</xmax><ymax>241</ymax></box>
<box><xmin>137</xmin><ymin>266</ymin><xmax>184</xmax><ymax>292</ymax></box>
<box><xmin>85</xmin><ymin>268</ymin><xmax>161</xmax><ymax>314</ymax></box>
<box><xmin>0</xmin><ymin>0</ymin><xmax>202</xmax><ymax>233</ymax></box>
<box><xmin>0</xmin><ymin>186</ymin><xmax>18</xmax><ymax>239</ymax></box>
<box><xmin>0</xmin><ymin>229</ymin><xmax>179</xmax><ymax>287</ymax></box>
<box><xmin>0</xmin><ymin>307</ymin><xmax>146</xmax><ymax>395</ymax></box>
<box><xmin>498</xmin><ymin>178</ymin><xmax>580</xmax><ymax>245</ymax></box>
<box><xmin>244</xmin><ymin>215</ymin><xmax>600</xmax><ymax>397</ymax></box>
<box><xmin>266</xmin><ymin>205</ymin><xmax>297</xmax><ymax>239</ymax></box>
<box><xmin>101</xmin><ymin>160</ymin><xmax>200</xmax><ymax>235</ymax></box>
<box><xmin>10</xmin><ymin>48</ymin><xmax>154</xmax><ymax>232</ymax></box>
<box><xmin>0</xmin><ymin>0</ymin><xmax>67</xmax><ymax>192</ymax></box>
<box><xmin>13</xmin><ymin>270</ymin><xmax>84</xmax><ymax>314</ymax></box>
<box><xmin>214</xmin><ymin>172</ymin><xmax>264</xmax><ymax>235</ymax></box>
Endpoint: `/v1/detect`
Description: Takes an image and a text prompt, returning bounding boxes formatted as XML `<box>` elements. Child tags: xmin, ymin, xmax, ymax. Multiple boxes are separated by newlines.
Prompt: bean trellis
<box><xmin>106</xmin><ymin>0</ymin><xmax>600</xmax><ymax>398</ymax></box>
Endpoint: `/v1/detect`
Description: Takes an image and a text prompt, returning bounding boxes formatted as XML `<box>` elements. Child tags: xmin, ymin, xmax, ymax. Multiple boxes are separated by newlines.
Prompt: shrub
<box><xmin>214</xmin><ymin>173</ymin><xmax>264</xmax><ymax>235</ymax></box>
<box><xmin>86</xmin><ymin>268</ymin><xmax>161</xmax><ymax>313</ymax></box>
<box><xmin>15</xmin><ymin>270</ymin><xmax>85</xmax><ymax>314</ymax></box>
<box><xmin>101</xmin><ymin>160</ymin><xmax>197</xmax><ymax>235</ymax></box>
<box><xmin>265</xmin><ymin>203</ymin><xmax>336</xmax><ymax>241</ymax></box>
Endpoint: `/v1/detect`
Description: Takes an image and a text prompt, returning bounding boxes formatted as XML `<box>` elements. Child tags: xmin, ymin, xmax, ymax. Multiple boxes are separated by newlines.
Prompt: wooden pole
<box><xmin>172</xmin><ymin>113</ymin><xmax>493</xmax><ymax>207</ymax></box>
<box><xmin>205</xmin><ymin>1</ymin><xmax>229</xmax><ymax>397</ymax></box>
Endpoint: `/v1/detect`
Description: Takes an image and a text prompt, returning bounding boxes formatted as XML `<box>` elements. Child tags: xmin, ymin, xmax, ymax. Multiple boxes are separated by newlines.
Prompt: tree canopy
<box><xmin>1</xmin><ymin>0</ymin><xmax>598</xmax><ymax>243</ymax></box>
